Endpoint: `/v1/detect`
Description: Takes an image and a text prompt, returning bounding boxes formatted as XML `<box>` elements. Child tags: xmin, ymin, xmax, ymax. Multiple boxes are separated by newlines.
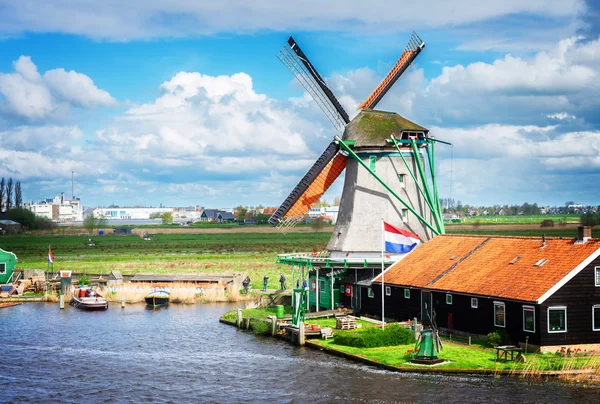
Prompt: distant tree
<box><xmin>333</xmin><ymin>196</ymin><xmax>341</xmax><ymax>206</ymax></box>
<box><xmin>14</xmin><ymin>181</ymin><xmax>22</xmax><ymax>208</ymax></box>
<box><xmin>311</xmin><ymin>216</ymin><xmax>325</xmax><ymax>233</ymax></box>
<box><xmin>565</xmin><ymin>201</ymin><xmax>575</xmax><ymax>207</ymax></box>
<box><xmin>83</xmin><ymin>214</ymin><xmax>108</xmax><ymax>234</ymax></box>
<box><xmin>161</xmin><ymin>212</ymin><xmax>174</xmax><ymax>224</ymax></box>
<box><xmin>233</xmin><ymin>205</ymin><xmax>247</xmax><ymax>221</ymax></box>
<box><xmin>149</xmin><ymin>212</ymin><xmax>162</xmax><ymax>219</ymax></box>
<box><xmin>5</xmin><ymin>208</ymin><xmax>36</xmax><ymax>229</ymax></box>
<box><xmin>580</xmin><ymin>212</ymin><xmax>599</xmax><ymax>227</ymax></box>
<box><xmin>0</xmin><ymin>177</ymin><xmax>4</xmax><ymax>212</ymax></box>
<box><xmin>5</xmin><ymin>177</ymin><xmax>13</xmax><ymax>211</ymax></box>
<box><xmin>253</xmin><ymin>213</ymin><xmax>270</xmax><ymax>225</ymax></box>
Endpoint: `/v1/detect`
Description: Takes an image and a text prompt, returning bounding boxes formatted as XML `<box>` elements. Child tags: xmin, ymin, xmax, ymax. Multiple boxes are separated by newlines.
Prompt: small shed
<box><xmin>0</xmin><ymin>220</ymin><xmax>22</xmax><ymax>234</ymax></box>
<box><xmin>308</xmin><ymin>268</ymin><xmax>345</xmax><ymax>310</ymax></box>
<box><xmin>0</xmin><ymin>248</ymin><xmax>18</xmax><ymax>284</ymax></box>
<box><xmin>108</xmin><ymin>270</ymin><xmax>123</xmax><ymax>286</ymax></box>
<box><xmin>114</xmin><ymin>228</ymin><xmax>132</xmax><ymax>235</ymax></box>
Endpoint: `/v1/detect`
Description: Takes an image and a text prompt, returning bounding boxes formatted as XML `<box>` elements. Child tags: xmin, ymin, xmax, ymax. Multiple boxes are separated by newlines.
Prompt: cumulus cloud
<box><xmin>0</xmin><ymin>0</ymin><xmax>585</xmax><ymax>41</ymax></box>
<box><xmin>0</xmin><ymin>56</ymin><xmax>117</xmax><ymax>120</ymax></box>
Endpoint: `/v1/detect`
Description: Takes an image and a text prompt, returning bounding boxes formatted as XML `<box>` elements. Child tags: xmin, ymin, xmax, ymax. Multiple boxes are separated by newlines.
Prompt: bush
<box><xmin>333</xmin><ymin>324</ymin><xmax>414</xmax><ymax>348</ymax></box>
<box><xmin>77</xmin><ymin>274</ymin><xmax>90</xmax><ymax>286</ymax></box>
<box><xmin>250</xmin><ymin>318</ymin><xmax>271</xmax><ymax>335</ymax></box>
<box><xmin>487</xmin><ymin>329</ymin><xmax>511</xmax><ymax>346</ymax></box>
<box><xmin>540</xmin><ymin>219</ymin><xmax>554</xmax><ymax>228</ymax></box>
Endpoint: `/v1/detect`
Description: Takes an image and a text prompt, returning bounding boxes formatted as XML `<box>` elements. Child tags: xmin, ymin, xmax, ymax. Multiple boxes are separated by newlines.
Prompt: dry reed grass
<box><xmin>102</xmin><ymin>282</ymin><xmax>244</xmax><ymax>304</ymax></box>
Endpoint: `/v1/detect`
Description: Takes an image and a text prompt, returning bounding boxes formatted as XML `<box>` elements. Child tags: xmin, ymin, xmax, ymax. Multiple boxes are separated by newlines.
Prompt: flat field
<box><xmin>0</xmin><ymin>232</ymin><xmax>330</xmax><ymax>290</ymax></box>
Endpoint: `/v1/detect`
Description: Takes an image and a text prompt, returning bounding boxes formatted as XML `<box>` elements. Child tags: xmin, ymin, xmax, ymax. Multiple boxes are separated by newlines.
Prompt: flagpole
<box><xmin>381</xmin><ymin>219</ymin><xmax>385</xmax><ymax>330</ymax></box>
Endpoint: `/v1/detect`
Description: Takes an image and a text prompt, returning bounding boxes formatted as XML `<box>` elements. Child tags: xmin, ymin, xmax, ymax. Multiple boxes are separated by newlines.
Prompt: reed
<box><xmin>103</xmin><ymin>282</ymin><xmax>204</xmax><ymax>304</ymax></box>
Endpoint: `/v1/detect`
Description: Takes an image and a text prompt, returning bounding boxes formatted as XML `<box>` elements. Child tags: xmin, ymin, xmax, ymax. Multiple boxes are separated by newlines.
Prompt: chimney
<box><xmin>577</xmin><ymin>225</ymin><xmax>592</xmax><ymax>243</ymax></box>
<box><xmin>61</xmin><ymin>192</ymin><xmax>64</xmax><ymax>204</ymax></box>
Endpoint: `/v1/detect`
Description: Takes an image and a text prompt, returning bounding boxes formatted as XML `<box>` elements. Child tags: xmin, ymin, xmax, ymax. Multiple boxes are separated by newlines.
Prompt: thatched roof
<box><xmin>342</xmin><ymin>109</ymin><xmax>428</xmax><ymax>147</ymax></box>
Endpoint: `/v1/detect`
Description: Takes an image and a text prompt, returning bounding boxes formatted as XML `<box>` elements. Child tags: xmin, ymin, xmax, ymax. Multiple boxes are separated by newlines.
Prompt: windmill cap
<box><xmin>342</xmin><ymin>109</ymin><xmax>428</xmax><ymax>147</ymax></box>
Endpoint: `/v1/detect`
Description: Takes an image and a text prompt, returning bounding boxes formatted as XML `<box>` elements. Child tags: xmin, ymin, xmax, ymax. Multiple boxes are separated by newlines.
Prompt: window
<box><xmin>398</xmin><ymin>174</ymin><xmax>406</xmax><ymax>188</ymax></box>
<box><xmin>446</xmin><ymin>294</ymin><xmax>452</xmax><ymax>305</ymax></box>
<box><xmin>385</xmin><ymin>286</ymin><xmax>391</xmax><ymax>296</ymax></box>
<box><xmin>404</xmin><ymin>289</ymin><xmax>410</xmax><ymax>299</ymax></box>
<box><xmin>0</xmin><ymin>263</ymin><xmax>5</xmax><ymax>274</ymax></box>
<box><xmin>593</xmin><ymin>306</ymin><xmax>600</xmax><ymax>331</ymax></box>
<box><xmin>340</xmin><ymin>284</ymin><xmax>345</xmax><ymax>292</ymax></box>
<box><xmin>595</xmin><ymin>267</ymin><xmax>600</xmax><ymax>287</ymax></box>
<box><xmin>471</xmin><ymin>298</ymin><xmax>478</xmax><ymax>309</ymax></box>
<box><xmin>494</xmin><ymin>302</ymin><xmax>506</xmax><ymax>327</ymax></box>
<box><xmin>367</xmin><ymin>288</ymin><xmax>374</xmax><ymax>298</ymax></box>
<box><xmin>369</xmin><ymin>156</ymin><xmax>377</xmax><ymax>172</ymax></box>
<box><xmin>548</xmin><ymin>307</ymin><xmax>567</xmax><ymax>333</ymax></box>
<box><xmin>319</xmin><ymin>279</ymin><xmax>326</xmax><ymax>292</ymax></box>
<box><xmin>402</xmin><ymin>209</ymin><xmax>408</xmax><ymax>223</ymax></box>
<box><xmin>523</xmin><ymin>306</ymin><xmax>535</xmax><ymax>333</ymax></box>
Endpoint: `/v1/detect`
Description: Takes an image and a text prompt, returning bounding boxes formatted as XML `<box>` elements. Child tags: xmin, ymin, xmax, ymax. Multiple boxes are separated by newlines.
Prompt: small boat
<box><xmin>70</xmin><ymin>287</ymin><xmax>108</xmax><ymax>311</ymax></box>
<box><xmin>145</xmin><ymin>289</ymin><xmax>170</xmax><ymax>308</ymax></box>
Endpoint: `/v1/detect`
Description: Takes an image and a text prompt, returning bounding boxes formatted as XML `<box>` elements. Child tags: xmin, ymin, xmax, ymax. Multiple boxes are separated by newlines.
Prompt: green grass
<box><xmin>312</xmin><ymin>339</ymin><xmax>600</xmax><ymax>372</ymax></box>
<box><xmin>452</xmin><ymin>214</ymin><xmax>580</xmax><ymax>225</ymax></box>
<box><xmin>221</xmin><ymin>306</ymin><xmax>293</xmax><ymax>321</ymax></box>
<box><xmin>0</xmin><ymin>232</ymin><xmax>330</xmax><ymax>291</ymax></box>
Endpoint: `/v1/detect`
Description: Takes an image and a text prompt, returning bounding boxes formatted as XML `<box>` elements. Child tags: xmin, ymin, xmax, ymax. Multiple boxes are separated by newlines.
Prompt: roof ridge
<box><xmin>441</xmin><ymin>234</ymin><xmax>596</xmax><ymax>241</ymax></box>
<box><xmin>427</xmin><ymin>237</ymin><xmax>492</xmax><ymax>286</ymax></box>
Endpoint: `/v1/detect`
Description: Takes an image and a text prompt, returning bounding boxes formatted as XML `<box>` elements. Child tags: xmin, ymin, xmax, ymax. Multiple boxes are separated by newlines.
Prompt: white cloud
<box><xmin>0</xmin><ymin>56</ymin><xmax>117</xmax><ymax>120</ymax></box>
<box><xmin>0</xmin><ymin>0</ymin><xmax>585</xmax><ymax>40</ymax></box>
<box><xmin>547</xmin><ymin>112</ymin><xmax>576</xmax><ymax>120</ymax></box>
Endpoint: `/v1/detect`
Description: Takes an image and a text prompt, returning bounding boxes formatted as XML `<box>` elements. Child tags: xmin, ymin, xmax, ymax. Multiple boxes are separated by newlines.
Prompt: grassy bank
<box><xmin>310</xmin><ymin>338</ymin><xmax>600</xmax><ymax>376</ymax></box>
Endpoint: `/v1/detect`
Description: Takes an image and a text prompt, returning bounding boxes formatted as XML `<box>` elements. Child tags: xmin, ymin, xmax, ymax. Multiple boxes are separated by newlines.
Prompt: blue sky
<box><xmin>0</xmin><ymin>0</ymin><xmax>598</xmax><ymax>208</ymax></box>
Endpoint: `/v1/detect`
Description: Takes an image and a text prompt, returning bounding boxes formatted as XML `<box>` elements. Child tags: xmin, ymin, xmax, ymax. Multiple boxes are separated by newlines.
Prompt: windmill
<box><xmin>271</xmin><ymin>32</ymin><xmax>446</xmax><ymax>259</ymax></box>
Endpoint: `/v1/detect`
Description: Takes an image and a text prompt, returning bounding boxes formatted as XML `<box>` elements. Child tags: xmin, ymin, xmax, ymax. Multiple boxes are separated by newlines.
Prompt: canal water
<box><xmin>1</xmin><ymin>304</ymin><xmax>598</xmax><ymax>403</ymax></box>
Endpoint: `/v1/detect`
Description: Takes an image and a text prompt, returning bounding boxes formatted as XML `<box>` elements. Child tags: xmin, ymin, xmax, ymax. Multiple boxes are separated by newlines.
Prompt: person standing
<box><xmin>242</xmin><ymin>276</ymin><xmax>251</xmax><ymax>294</ymax></box>
<box><xmin>263</xmin><ymin>275</ymin><xmax>269</xmax><ymax>292</ymax></box>
<box><xmin>279</xmin><ymin>273</ymin><xmax>287</xmax><ymax>290</ymax></box>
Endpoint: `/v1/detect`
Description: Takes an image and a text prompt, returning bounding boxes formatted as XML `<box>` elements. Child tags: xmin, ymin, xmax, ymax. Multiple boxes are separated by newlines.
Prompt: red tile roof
<box><xmin>376</xmin><ymin>235</ymin><xmax>600</xmax><ymax>303</ymax></box>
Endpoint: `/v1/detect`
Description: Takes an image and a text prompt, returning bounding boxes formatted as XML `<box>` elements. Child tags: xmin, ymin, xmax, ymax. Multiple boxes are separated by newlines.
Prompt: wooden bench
<box><xmin>320</xmin><ymin>327</ymin><xmax>333</xmax><ymax>340</ymax></box>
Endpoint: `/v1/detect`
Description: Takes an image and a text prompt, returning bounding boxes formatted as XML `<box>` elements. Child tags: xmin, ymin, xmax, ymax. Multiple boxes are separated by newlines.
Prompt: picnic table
<box><xmin>495</xmin><ymin>345</ymin><xmax>523</xmax><ymax>361</ymax></box>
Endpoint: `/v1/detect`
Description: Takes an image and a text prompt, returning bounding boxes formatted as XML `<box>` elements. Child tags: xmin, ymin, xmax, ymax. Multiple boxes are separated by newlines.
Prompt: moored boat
<box><xmin>145</xmin><ymin>289</ymin><xmax>170</xmax><ymax>308</ymax></box>
<box><xmin>70</xmin><ymin>287</ymin><xmax>108</xmax><ymax>311</ymax></box>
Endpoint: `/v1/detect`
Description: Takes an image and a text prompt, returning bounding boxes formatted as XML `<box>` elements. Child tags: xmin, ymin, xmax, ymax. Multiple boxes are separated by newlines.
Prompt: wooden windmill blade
<box><xmin>358</xmin><ymin>32</ymin><xmax>425</xmax><ymax>110</ymax></box>
<box><xmin>271</xmin><ymin>36</ymin><xmax>352</xmax><ymax>228</ymax></box>
<box><xmin>269</xmin><ymin>142</ymin><xmax>347</xmax><ymax>226</ymax></box>
<box><xmin>278</xmin><ymin>36</ymin><xmax>350</xmax><ymax>132</ymax></box>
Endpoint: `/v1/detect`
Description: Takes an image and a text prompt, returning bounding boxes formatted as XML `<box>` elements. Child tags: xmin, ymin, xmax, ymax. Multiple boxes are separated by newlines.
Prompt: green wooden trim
<box><xmin>426</xmin><ymin>141</ymin><xmax>445</xmax><ymax>234</ymax></box>
<box><xmin>410</xmin><ymin>139</ymin><xmax>443</xmax><ymax>234</ymax></box>
<box><xmin>390</xmin><ymin>136</ymin><xmax>437</xmax><ymax>217</ymax></box>
<box><xmin>337</xmin><ymin>138</ymin><xmax>440</xmax><ymax>236</ymax></box>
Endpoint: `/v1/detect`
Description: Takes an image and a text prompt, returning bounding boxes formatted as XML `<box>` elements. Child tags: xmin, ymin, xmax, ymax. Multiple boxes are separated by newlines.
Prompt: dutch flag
<box><xmin>383</xmin><ymin>221</ymin><xmax>420</xmax><ymax>253</ymax></box>
<box><xmin>48</xmin><ymin>246</ymin><xmax>54</xmax><ymax>265</ymax></box>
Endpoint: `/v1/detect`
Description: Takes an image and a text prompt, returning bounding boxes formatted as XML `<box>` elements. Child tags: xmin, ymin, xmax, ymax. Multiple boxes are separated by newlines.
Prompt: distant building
<box><xmin>92</xmin><ymin>207</ymin><xmax>172</xmax><ymax>220</ymax></box>
<box><xmin>308</xmin><ymin>206</ymin><xmax>339</xmax><ymax>224</ymax></box>
<box><xmin>26</xmin><ymin>193</ymin><xmax>83</xmax><ymax>222</ymax></box>
<box><xmin>200</xmin><ymin>209</ymin><xmax>235</xmax><ymax>222</ymax></box>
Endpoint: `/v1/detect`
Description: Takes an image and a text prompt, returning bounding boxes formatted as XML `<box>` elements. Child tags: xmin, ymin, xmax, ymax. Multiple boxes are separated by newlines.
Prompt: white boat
<box><xmin>70</xmin><ymin>287</ymin><xmax>108</xmax><ymax>311</ymax></box>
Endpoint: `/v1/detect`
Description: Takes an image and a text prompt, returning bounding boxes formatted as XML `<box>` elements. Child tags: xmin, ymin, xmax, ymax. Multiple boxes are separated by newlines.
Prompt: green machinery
<box><xmin>291</xmin><ymin>287</ymin><xmax>308</xmax><ymax>327</ymax></box>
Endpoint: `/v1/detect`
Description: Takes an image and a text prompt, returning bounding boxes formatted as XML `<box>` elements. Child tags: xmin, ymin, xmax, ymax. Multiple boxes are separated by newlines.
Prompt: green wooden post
<box><xmin>410</xmin><ymin>140</ymin><xmax>443</xmax><ymax>234</ymax></box>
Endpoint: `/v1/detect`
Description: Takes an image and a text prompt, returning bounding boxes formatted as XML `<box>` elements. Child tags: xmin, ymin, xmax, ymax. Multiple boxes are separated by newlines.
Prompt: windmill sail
<box><xmin>269</xmin><ymin>141</ymin><xmax>347</xmax><ymax>227</ymax></box>
<box><xmin>278</xmin><ymin>36</ymin><xmax>350</xmax><ymax>133</ymax></box>
<box><xmin>358</xmin><ymin>32</ymin><xmax>425</xmax><ymax>110</ymax></box>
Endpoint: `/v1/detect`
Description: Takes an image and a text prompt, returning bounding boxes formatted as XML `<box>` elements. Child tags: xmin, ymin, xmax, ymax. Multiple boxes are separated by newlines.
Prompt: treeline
<box><xmin>0</xmin><ymin>177</ymin><xmax>55</xmax><ymax>230</ymax></box>
<box><xmin>0</xmin><ymin>177</ymin><xmax>23</xmax><ymax>212</ymax></box>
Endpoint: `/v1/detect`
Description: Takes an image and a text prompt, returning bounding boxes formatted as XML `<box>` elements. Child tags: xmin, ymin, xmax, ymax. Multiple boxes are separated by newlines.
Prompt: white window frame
<box><xmin>319</xmin><ymin>279</ymin><xmax>326</xmax><ymax>292</ymax></box>
<box><xmin>401</xmin><ymin>209</ymin><xmax>408</xmax><ymax>223</ymax></box>
<box><xmin>471</xmin><ymin>297</ymin><xmax>478</xmax><ymax>309</ymax></box>
<box><xmin>593</xmin><ymin>305</ymin><xmax>600</xmax><ymax>332</ymax></box>
<box><xmin>0</xmin><ymin>263</ymin><xmax>5</xmax><ymax>275</ymax></box>
<box><xmin>404</xmin><ymin>289</ymin><xmax>410</xmax><ymax>299</ymax></box>
<box><xmin>385</xmin><ymin>286</ymin><xmax>391</xmax><ymax>296</ymax></box>
<box><xmin>367</xmin><ymin>288</ymin><xmax>374</xmax><ymax>298</ymax></box>
<box><xmin>446</xmin><ymin>294</ymin><xmax>452</xmax><ymax>305</ymax></box>
<box><xmin>595</xmin><ymin>267</ymin><xmax>600</xmax><ymax>287</ymax></box>
<box><xmin>494</xmin><ymin>301</ymin><xmax>506</xmax><ymax>328</ymax></box>
<box><xmin>547</xmin><ymin>306</ymin><xmax>567</xmax><ymax>333</ymax></box>
<box><xmin>523</xmin><ymin>305</ymin><xmax>536</xmax><ymax>333</ymax></box>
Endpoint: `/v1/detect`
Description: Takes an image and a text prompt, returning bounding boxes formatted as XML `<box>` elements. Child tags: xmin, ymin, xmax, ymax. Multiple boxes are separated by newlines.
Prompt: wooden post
<box><xmin>468</xmin><ymin>336</ymin><xmax>472</xmax><ymax>346</ymax></box>
<box><xmin>59</xmin><ymin>294</ymin><xmax>65</xmax><ymax>309</ymax></box>
<box><xmin>121</xmin><ymin>285</ymin><xmax>125</xmax><ymax>308</ymax></box>
<box><xmin>316</xmin><ymin>267</ymin><xmax>319</xmax><ymax>313</ymax></box>
<box><xmin>270</xmin><ymin>315</ymin><xmax>277</xmax><ymax>336</ymax></box>
<box><xmin>237</xmin><ymin>308</ymin><xmax>243</xmax><ymax>328</ymax></box>
<box><xmin>413</xmin><ymin>317</ymin><xmax>418</xmax><ymax>340</ymax></box>
<box><xmin>298</xmin><ymin>321</ymin><xmax>305</xmax><ymax>346</ymax></box>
